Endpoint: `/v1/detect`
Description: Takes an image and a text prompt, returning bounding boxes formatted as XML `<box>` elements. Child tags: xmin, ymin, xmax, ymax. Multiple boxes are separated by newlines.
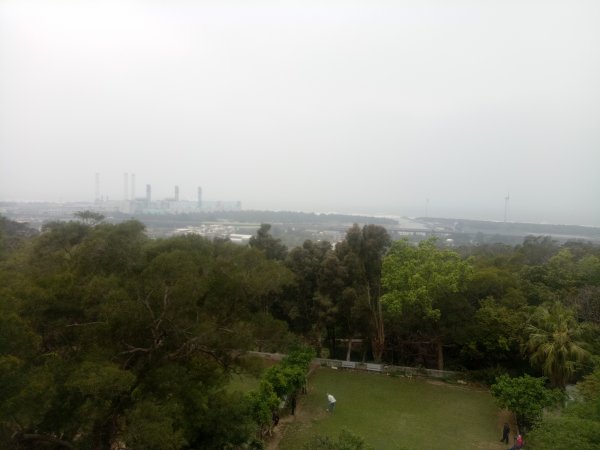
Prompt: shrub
<box><xmin>491</xmin><ymin>374</ymin><xmax>562</xmax><ymax>431</ymax></box>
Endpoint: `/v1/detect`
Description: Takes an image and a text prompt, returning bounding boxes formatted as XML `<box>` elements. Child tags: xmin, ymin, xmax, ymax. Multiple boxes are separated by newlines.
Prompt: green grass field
<box><xmin>226</xmin><ymin>372</ymin><xmax>261</xmax><ymax>394</ymax></box>
<box><xmin>226</xmin><ymin>355</ymin><xmax>276</xmax><ymax>394</ymax></box>
<box><xmin>278</xmin><ymin>368</ymin><xmax>508</xmax><ymax>450</ymax></box>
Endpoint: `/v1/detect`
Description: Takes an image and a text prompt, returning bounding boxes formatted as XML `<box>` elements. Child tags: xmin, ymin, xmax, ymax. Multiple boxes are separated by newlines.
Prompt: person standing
<box><xmin>327</xmin><ymin>393</ymin><xmax>336</xmax><ymax>412</ymax></box>
<box><xmin>509</xmin><ymin>434</ymin><xmax>523</xmax><ymax>450</ymax></box>
<box><xmin>500</xmin><ymin>422</ymin><xmax>510</xmax><ymax>444</ymax></box>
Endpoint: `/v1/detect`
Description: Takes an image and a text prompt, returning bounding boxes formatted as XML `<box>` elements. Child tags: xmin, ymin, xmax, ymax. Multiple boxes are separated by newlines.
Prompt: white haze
<box><xmin>1</xmin><ymin>0</ymin><xmax>599</xmax><ymax>226</ymax></box>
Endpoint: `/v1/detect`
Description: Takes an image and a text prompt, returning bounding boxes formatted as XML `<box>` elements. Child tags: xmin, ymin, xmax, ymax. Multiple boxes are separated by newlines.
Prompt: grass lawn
<box><xmin>226</xmin><ymin>355</ymin><xmax>278</xmax><ymax>394</ymax></box>
<box><xmin>226</xmin><ymin>373</ymin><xmax>261</xmax><ymax>394</ymax></box>
<box><xmin>278</xmin><ymin>368</ymin><xmax>509</xmax><ymax>450</ymax></box>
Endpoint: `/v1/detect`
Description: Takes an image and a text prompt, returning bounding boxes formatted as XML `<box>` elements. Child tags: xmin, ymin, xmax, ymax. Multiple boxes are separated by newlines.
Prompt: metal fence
<box><xmin>312</xmin><ymin>357</ymin><xmax>458</xmax><ymax>379</ymax></box>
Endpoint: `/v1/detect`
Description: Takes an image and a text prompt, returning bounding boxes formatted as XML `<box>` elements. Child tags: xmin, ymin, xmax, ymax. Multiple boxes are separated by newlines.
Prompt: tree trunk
<box><xmin>436</xmin><ymin>339</ymin><xmax>444</xmax><ymax>371</ymax></box>
<box><xmin>371</xmin><ymin>337</ymin><xmax>384</xmax><ymax>363</ymax></box>
<box><xmin>346</xmin><ymin>338</ymin><xmax>352</xmax><ymax>361</ymax></box>
<box><xmin>367</xmin><ymin>285</ymin><xmax>385</xmax><ymax>363</ymax></box>
<box><xmin>329</xmin><ymin>327</ymin><xmax>336</xmax><ymax>359</ymax></box>
<box><xmin>93</xmin><ymin>411</ymin><xmax>120</xmax><ymax>450</ymax></box>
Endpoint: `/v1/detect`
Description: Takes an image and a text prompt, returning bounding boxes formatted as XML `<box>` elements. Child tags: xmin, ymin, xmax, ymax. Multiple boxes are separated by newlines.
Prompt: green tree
<box><xmin>515</xmin><ymin>236</ymin><xmax>559</xmax><ymax>266</ymax></box>
<box><xmin>247</xmin><ymin>380</ymin><xmax>279</xmax><ymax>437</ymax></box>
<box><xmin>74</xmin><ymin>210</ymin><xmax>105</xmax><ymax>225</ymax></box>
<box><xmin>0</xmin><ymin>215</ymin><xmax>37</xmax><ymax>258</ymax></box>
<box><xmin>249</xmin><ymin>223</ymin><xmax>288</xmax><ymax>261</ymax></box>
<box><xmin>247</xmin><ymin>347</ymin><xmax>314</xmax><ymax>438</ymax></box>
<box><xmin>465</xmin><ymin>266</ymin><xmax>521</xmax><ymax>305</ymax></box>
<box><xmin>458</xmin><ymin>298</ymin><xmax>526</xmax><ymax>371</ymax></box>
<box><xmin>335</xmin><ymin>225</ymin><xmax>391</xmax><ymax>362</ymax></box>
<box><xmin>317</xmin><ymin>251</ymin><xmax>359</xmax><ymax>358</ymax></box>
<box><xmin>526</xmin><ymin>302</ymin><xmax>590</xmax><ymax>388</ymax></box>
<box><xmin>576</xmin><ymin>255</ymin><xmax>600</xmax><ymax>285</ymax></box>
<box><xmin>491</xmin><ymin>374</ymin><xmax>561</xmax><ymax>431</ymax></box>
<box><xmin>381</xmin><ymin>238</ymin><xmax>471</xmax><ymax>369</ymax></box>
<box><xmin>282</xmin><ymin>240</ymin><xmax>336</xmax><ymax>349</ymax></box>
<box><xmin>544</xmin><ymin>248</ymin><xmax>577</xmax><ymax>290</ymax></box>
<box><xmin>0</xmin><ymin>222</ymin><xmax>292</xmax><ymax>449</ymax></box>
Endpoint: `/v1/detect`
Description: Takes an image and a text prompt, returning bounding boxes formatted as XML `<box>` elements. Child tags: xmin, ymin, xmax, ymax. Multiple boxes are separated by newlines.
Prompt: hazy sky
<box><xmin>1</xmin><ymin>0</ymin><xmax>599</xmax><ymax>225</ymax></box>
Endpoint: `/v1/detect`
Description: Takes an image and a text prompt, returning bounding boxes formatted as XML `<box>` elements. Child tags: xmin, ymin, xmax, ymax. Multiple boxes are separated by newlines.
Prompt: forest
<box><xmin>0</xmin><ymin>213</ymin><xmax>599</xmax><ymax>449</ymax></box>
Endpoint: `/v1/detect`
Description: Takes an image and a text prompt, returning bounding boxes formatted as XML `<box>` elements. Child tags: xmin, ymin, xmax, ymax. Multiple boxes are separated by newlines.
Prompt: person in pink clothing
<box><xmin>509</xmin><ymin>434</ymin><xmax>523</xmax><ymax>449</ymax></box>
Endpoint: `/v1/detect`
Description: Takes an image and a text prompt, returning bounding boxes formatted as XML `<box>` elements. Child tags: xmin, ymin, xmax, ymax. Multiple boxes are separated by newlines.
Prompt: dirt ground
<box><xmin>490</xmin><ymin>409</ymin><xmax>519</xmax><ymax>450</ymax></box>
<box><xmin>265</xmin><ymin>409</ymin><xmax>298</xmax><ymax>450</ymax></box>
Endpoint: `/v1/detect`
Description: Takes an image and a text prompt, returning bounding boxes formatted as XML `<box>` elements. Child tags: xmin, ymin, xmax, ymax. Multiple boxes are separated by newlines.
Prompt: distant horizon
<box><xmin>2</xmin><ymin>197</ymin><xmax>599</xmax><ymax>229</ymax></box>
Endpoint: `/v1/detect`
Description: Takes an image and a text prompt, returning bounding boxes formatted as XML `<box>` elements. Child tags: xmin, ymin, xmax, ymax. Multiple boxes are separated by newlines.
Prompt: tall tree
<box><xmin>381</xmin><ymin>238</ymin><xmax>471</xmax><ymax>369</ymax></box>
<box><xmin>336</xmin><ymin>224</ymin><xmax>391</xmax><ymax>362</ymax></box>
<box><xmin>282</xmin><ymin>240</ymin><xmax>336</xmax><ymax>352</ymax></box>
<box><xmin>526</xmin><ymin>301</ymin><xmax>590</xmax><ymax>389</ymax></box>
<box><xmin>249</xmin><ymin>223</ymin><xmax>287</xmax><ymax>261</ymax></box>
<box><xmin>74</xmin><ymin>210</ymin><xmax>105</xmax><ymax>226</ymax></box>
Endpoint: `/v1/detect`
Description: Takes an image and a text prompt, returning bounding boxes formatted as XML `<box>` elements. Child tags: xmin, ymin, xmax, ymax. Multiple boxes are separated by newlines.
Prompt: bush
<box><xmin>283</xmin><ymin>346</ymin><xmax>315</xmax><ymax>371</ymax></box>
<box><xmin>491</xmin><ymin>374</ymin><xmax>562</xmax><ymax>431</ymax></box>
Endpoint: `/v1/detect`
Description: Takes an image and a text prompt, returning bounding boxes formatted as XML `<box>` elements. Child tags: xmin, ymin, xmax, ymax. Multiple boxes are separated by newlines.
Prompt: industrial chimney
<box><xmin>146</xmin><ymin>184</ymin><xmax>151</xmax><ymax>205</ymax></box>
<box><xmin>174</xmin><ymin>186</ymin><xmax>179</xmax><ymax>202</ymax></box>
<box><xmin>95</xmin><ymin>173</ymin><xmax>100</xmax><ymax>203</ymax></box>
<box><xmin>197</xmin><ymin>186</ymin><xmax>202</xmax><ymax>208</ymax></box>
<box><xmin>123</xmin><ymin>173</ymin><xmax>129</xmax><ymax>200</ymax></box>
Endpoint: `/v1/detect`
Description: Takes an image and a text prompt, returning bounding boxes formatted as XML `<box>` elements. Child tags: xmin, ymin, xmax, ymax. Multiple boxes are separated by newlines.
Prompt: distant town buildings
<box><xmin>173</xmin><ymin>225</ymin><xmax>252</xmax><ymax>243</ymax></box>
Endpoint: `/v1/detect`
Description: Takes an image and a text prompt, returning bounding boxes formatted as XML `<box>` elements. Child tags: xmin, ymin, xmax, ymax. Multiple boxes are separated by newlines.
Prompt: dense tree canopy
<box><xmin>0</xmin><ymin>218</ymin><xmax>294</xmax><ymax>449</ymax></box>
<box><xmin>381</xmin><ymin>238</ymin><xmax>472</xmax><ymax>369</ymax></box>
<box><xmin>1</xmin><ymin>214</ymin><xmax>600</xmax><ymax>449</ymax></box>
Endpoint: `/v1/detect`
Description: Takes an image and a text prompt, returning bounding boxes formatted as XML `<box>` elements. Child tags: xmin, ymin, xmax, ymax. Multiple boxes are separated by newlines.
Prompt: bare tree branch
<box><xmin>119</xmin><ymin>345</ymin><xmax>151</xmax><ymax>355</ymax></box>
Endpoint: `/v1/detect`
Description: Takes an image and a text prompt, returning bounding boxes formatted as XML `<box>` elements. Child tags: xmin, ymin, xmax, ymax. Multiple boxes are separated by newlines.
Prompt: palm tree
<box><xmin>526</xmin><ymin>301</ymin><xmax>589</xmax><ymax>389</ymax></box>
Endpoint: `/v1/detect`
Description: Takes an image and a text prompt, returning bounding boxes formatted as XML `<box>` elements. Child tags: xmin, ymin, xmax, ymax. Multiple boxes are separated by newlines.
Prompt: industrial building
<box><xmin>94</xmin><ymin>173</ymin><xmax>242</xmax><ymax>215</ymax></box>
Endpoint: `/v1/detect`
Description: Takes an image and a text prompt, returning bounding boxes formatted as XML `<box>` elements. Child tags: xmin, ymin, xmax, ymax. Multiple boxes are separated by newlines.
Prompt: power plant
<box><xmin>92</xmin><ymin>173</ymin><xmax>240</xmax><ymax>215</ymax></box>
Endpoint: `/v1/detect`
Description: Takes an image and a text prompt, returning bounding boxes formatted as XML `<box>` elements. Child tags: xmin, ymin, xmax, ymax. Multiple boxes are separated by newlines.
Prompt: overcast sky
<box><xmin>1</xmin><ymin>0</ymin><xmax>599</xmax><ymax>226</ymax></box>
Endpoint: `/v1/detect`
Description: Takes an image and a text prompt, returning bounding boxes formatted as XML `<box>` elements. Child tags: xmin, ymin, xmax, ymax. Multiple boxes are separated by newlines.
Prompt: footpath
<box><xmin>265</xmin><ymin>362</ymin><xmax>319</xmax><ymax>450</ymax></box>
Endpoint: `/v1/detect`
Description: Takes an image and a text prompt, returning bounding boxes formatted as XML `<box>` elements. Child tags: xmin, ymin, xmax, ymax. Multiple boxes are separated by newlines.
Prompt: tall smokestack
<box><xmin>123</xmin><ymin>173</ymin><xmax>129</xmax><ymax>200</ymax></box>
<box><xmin>146</xmin><ymin>184</ymin><xmax>151</xmax><ymax>205</ymax></box>
<box><xmin>197</xmin><ymin>186</ymin><xmax>202</xmax><ymax>208</ymax></box>
<box><xmin>131</xmin><ymin>173</ymin><xmax>136</xmax><ymax>200</ymax></box>
<box><xmin>95</xmin><ymin>173</ymin><xmax>100</xmax><ymax>202</ymax></box>
<box><xmin>174</xmin><ymin>186</ymin><xmax>179</xmax><ymax>202</ymax></box>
